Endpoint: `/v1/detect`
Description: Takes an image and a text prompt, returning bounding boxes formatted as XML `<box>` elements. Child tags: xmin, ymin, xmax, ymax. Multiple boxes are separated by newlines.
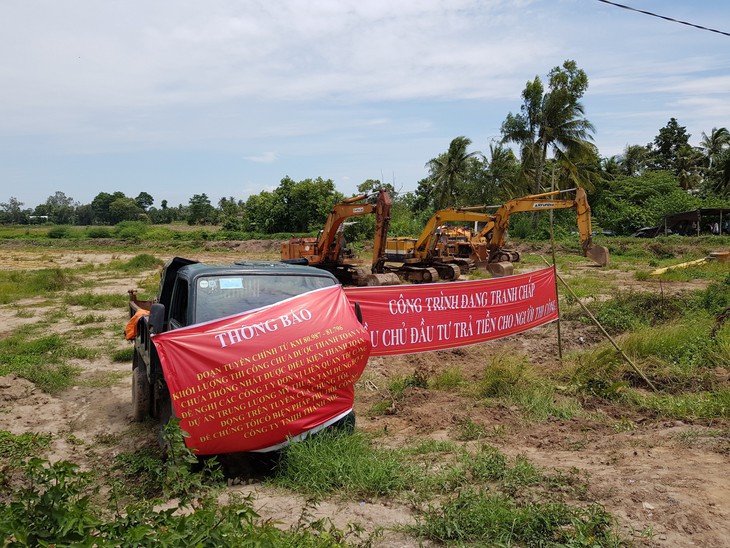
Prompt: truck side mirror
<box><xmin>149</xmin><ymin>303</ymin><xmax>166</xmax><ymax>334</ymax></box>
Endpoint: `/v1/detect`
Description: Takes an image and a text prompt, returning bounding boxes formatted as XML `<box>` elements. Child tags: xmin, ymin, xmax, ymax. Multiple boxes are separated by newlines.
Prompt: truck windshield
<box><xmin>194</xmin><ymin>274</ymin><xmax>336</xmax><ymax>324</ymax></box>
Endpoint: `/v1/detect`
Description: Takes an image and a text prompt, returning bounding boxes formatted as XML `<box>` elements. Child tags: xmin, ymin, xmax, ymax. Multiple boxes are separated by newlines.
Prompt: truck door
<box><xmin>168</xmin><ymin>278</ymin><xmax>190</xmax><ymax>330</ymax></box>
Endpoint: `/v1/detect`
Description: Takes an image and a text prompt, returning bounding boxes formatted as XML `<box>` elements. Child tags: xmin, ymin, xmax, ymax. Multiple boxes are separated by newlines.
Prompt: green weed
<box><xmin>73</xmin><ymin>313</ymin><xmax>106</xmax><ymax>325</ymax></box>
<box><xmin>111</xmin><ymin>347</ymin><xmax>134</xmax><ymax>362</ymax></box>
<box><xmin>476</xmin><ymin>354</ymin><xmax>581</xmax><ymax>421</ymax></box>
<box><xmin>63</xmin><ymin>292</ymin><xmax>127</xmax><ymax>309</ymax></box>
<box><xmin>429</xmin><ymin>366</ymin><xmax>464</xmax><ymax>390</ymax></box>
<box><xmin>273</xmin><ymin>430</ymin><xmax>415</xmax><ymax>497</ymax></box>
<box><xmin>0</xmin><ymin>268</ymin><xmax>78</xmax><ymax>304</ymax></box>
<box><xmin>412</xmin><ymin>489</ymin><xmax>619</xmax><ymax>546</ymax></box>
<box><xmin>452</xmin><ymin>416</ymin><xmax>486</xmax><ymax>441</ymax></box>
<box><xmin>0</xmin><ymin>456</ymin><xmax>366</xmax><ymax>547</ymax></box>
<box><xmin>112</xmin><ymin>254</ymin><xmax>163</xmax><ymax>273</ymax></box>
<box><xmin>0</xmin><ymin>334</ymin><xmax>90</xmax><ymax>392</ymax></box>
<box><xmin>79</xmin><ymin>371</ymin><xmax>128</xmax><ymax>388</ymax></box>
<box><xmin>387</xmin><ymin>371</ymin><xmax>428</xmax><ymax>399</ymax></box>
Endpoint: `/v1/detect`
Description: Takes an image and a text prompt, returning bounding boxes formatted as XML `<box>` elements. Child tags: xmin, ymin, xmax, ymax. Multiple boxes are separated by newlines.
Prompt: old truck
<box><xmin>127</xmin><ymin>257</ymin><xmax>351</xmax><ymax>442</ymax></box>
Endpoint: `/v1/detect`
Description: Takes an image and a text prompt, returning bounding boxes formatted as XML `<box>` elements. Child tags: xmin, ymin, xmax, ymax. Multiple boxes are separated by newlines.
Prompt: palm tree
<box><xmin>699</xmin><ymin>127</ymin><xmax>730</xmax><ymax>168</ymax></box>
<box><xmin>675</xmin><ymin>145</ymin><xmax>704</xmax><ymax>191</ymax></box>
<box><xmin>620</xmin><ymin>144</ymin><xmax>649</xmax><ymax>176</ymax></box>
<box><xmin>501</xmin><ymin>62</ymin><xmax>595</xmax><ymax>196</ymax></box>
<box><xmin>535</xmin><ymin>90</ymin><xmax>596</xmax><ymax>192</ymax></box>
<box><xmin>426</xmin><ymin>136</ymin><xmax>481</xmax><ymax>209</ymax></box>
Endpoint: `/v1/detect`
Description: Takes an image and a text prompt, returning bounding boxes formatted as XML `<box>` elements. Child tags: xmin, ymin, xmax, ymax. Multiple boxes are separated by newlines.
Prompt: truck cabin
<box><xmin>163</xmin><ymin>260</ymin><xmax>339</xmax><ymax>329</ymax></box>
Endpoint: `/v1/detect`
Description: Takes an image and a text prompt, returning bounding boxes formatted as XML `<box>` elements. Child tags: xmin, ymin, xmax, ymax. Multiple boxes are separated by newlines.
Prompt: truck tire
<box><xmin>131</xmin><ymin>353</ymin><xmax>151</xmax><ymax>421</ymax></box>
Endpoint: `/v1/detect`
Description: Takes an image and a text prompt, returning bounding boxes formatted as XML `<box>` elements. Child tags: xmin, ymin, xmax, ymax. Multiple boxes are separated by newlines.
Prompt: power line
<box><xmin>595</xmin><ymin>0</ymin><xmax>730</xmax><ymax>38</ymax></box>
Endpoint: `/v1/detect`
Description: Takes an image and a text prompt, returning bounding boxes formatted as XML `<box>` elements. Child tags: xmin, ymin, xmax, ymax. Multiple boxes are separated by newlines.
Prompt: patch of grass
<box><xmin>114</xmin><ymin>446</ymin><xmax>166</xmax><ymax>498</ymax></box>
<box><xmin>452</xmin><ymin>416</ymin><xmax>486</xmax><ymax>441</ymax></box>
<box><xmin>400</xmin><ymin>439</ymin><xmax>457</xmax><ymax>456</ymax></box>
<box><xmin>79</xmin><ymin>326</ymin><xmax>106</xmax><ymax>338</ymax></box>
<box><xmin>272</xmin><ymin>430</ymin><xmax>414</xmax><ymax>497</ymax></box>
<box><xmin>78</xmin><ymin>371</ymin><xmax>128</xmax><ymax>388</ymax></box>
<box><xmin>476</xmin><ymin>354</ymin><xmax>581</xmax><ymax>421</ymax></box>
<box><xmin>429</xmin><ymin>366</ymin><xmax>464</xmax><ymax>390</ymax></box>
<box><xmin>0</xmin><ymin>334</ymin><xmax>89</xmax><ymax>392</ymax></box>
<box><xmin>570</xmin><ymin>319</ymin><xmax>728</xmax><ymax>395</ymax></box>
<box><xmin>628</xmin><ymin>390</ymin><xmax>730</xmax><ymax>420</ymax></box>
<box><xmin>589</xmin><ymin>291</ymin><xmax>687</xmax><ymax>334</ymax></box>
<box><xmin>412</xmin><ymin>489</ymin><xmax>620</xmax><ymax>546</ymax></box>
<box><xmin>0</xmin><ymin>431</ymin><xmax>52</xmax><ymax>464</ymax></box>
<box><xmin>0</xmin><ymin>431</ymin><xmax>53</xmax><ymax>488</ymax></box>
<box><xmin>366</xmin><ymin>400</ymin><xmax>393</xmax><ymax>416</ymax></box>
<box><xmin>0</xmin><ymin>268</ymin><xmax>78</xmax><ymax>304</ymax></box>
<box><xmin>612</xmin><ymin>418</ymin><xmax>637</xmax><ymax>432</ymax></box>
<box><xmin>14</xmin><ymin>310</ymin><xmax>34</xmax><ymax>319</ymax></box>
<box><xmin>112</xmin><ymin>347</ymin><xmax>135</xmax><ymax>362</ymax></box>
<box><xmin>112</xmin><ymin>254</ymin><xmax>164</xmax><ymax>273</ymax></box>
<box><xmin>63</xmin><ymin>292</ymin><xmax>127</xmax><ymax>309</ymax></box>
<box><xmin>387</xmin><ymin>371</ymin><xmax>428</xmax><ymax>399</ymax></box>
<box><xmin>367</xmin><ymin>370</ymin><xmax>429</xmax><ymax>416</ymax></box>
<box><xmin>73</xmin><ymin>313</ymin><xmax>106</xmax><ymax>325</ymax></box>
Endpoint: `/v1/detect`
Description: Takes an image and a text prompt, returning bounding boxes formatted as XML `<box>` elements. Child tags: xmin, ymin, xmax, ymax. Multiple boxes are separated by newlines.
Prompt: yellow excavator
<box><xmin>384</xmin><ymin>208</ymin><xmax>496</xmax><ymax>283</ymax></box>
<box><xmin>281</xmin><ymin>189</ymin><xmax>399</xmax><ymax>286</ymax></box>
<box><xmin>456</xmin><ymin>188</ymin><xmax>610</xmax><ymax>276</ymax></box>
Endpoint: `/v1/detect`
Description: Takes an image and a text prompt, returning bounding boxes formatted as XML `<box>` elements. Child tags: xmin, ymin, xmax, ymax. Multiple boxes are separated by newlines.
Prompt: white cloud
<box><xmin>244</xmin><ymin>151</ymin><xmax>277</xmax><ymax>163</ymax></box>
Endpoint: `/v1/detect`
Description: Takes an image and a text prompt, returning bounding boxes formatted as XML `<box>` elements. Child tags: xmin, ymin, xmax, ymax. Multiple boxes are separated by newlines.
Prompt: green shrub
<box><xmin>47</xmin><ymin>226</ymin><xmax>70</xmax><ymax>239</ymax></box>
<box><xmin>113</xmin><ymin>221</ymin><xmax>147</xmax><ymax>242</ymax></box>
<box><xmin>86</xmin><ymin>227</ymin><xmax>112</xmax><ymax>238</ymax></box>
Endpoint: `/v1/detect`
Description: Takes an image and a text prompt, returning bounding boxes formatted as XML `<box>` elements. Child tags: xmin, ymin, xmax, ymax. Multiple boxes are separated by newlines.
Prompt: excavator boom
<box><xmin>475</xmin><ymin>188</ymin><xmax>609</xmax><ymax>269</ymax></box>
<box><xmin>281</xmin><ymin>189</ymin><xmax>398</xmax><ymax>285</ymax></box>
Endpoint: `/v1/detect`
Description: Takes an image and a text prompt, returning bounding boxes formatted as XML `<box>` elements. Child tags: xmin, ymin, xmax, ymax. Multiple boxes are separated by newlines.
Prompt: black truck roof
<box><xmin>158</xmin><ymin>257</ymin><xmax>338</xmax><ymax>306</ymax></box>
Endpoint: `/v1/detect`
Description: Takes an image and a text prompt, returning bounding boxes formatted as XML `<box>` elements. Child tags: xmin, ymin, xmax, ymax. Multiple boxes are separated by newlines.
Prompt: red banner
<box><xmin>152</xmin><ymin>285</ymin><xmax>370</xmax><ymax>455</ymax></box>
<box><xmin>345</xmin><ymin>266</ymin><xmax>558</xmax><ymax>356</ymax></box>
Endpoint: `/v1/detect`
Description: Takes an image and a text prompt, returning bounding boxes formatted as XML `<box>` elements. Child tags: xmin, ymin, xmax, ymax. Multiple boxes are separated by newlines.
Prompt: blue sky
<box><xmin>1</xmin><ymin>0</ymin><xmax>729</xmax><ymax>209</ymax></box>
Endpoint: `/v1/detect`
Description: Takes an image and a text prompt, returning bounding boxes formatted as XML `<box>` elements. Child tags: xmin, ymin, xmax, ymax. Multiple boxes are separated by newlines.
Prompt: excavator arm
<box><xmin>478</xmin><ymin>188</ymin><xmax>609</xmax><ymax>266</ymax></box>
<box><xmin>316</xmin><ymin>193</ymin><xmax>376</xmax><ymax>264</ymax></box>
<box><xmin>371</xmin><ymin>189</ymin><xmax>392</xmax><ymax>273</ymax></box>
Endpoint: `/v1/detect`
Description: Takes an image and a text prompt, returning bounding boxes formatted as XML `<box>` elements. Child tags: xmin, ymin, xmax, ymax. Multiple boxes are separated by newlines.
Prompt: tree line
<box><xmin>2</xmin><ymin>60</ymin><xmax>728</xmax><ymax>237</ymax></box>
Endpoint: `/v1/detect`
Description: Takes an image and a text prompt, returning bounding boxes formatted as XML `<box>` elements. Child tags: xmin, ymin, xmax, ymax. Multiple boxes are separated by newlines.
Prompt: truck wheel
<box><xmin>131</xmin><ymin>353</ymin><xmax>151</xmax><ymax>421</ymax></box>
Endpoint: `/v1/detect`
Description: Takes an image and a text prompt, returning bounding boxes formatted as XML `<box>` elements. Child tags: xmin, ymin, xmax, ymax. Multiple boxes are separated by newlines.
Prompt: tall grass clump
<box><xmin>0</xmin><ymin>334</ymin><xmax>90</xmax><ymax>392</ymax></box>
<box><xmin>571</xmin><ymin>318</ymin><xmax>728</xmax><ymax>393</ymax></box>
<box><xmin>63</xmin><ymin>292</ymin><xmax>127</xmax><ymax>309</ymax></box>
<box><xmin>412</xmin><ymin>489</ymin><xmax>620</xmax><ymax>546</ymax></box>
<box><xmin>0</xmin><ymin>268</ymin><xmax>78</xmax><ymax>304</ymax></box>
<box><xmin>114</xmin><ymin>254</ymin><xmax>163</xmax><ymax>273</ymax></box>
<box><xmin>476</xmin><ymin>354</ymin><xmax>580</xmax><ymax>421</ymax></box>
<box><xmin>272</xmin><ymin>430</ymin><xmax>414</xmax><ymax>497</ymax></box>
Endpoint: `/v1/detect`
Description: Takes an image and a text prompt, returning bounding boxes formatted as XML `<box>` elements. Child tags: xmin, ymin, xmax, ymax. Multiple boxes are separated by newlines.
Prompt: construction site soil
<box><xmin>0</xmin><ymin>241</ymin><xmax>728</xmax><ymax>547</ymax></box>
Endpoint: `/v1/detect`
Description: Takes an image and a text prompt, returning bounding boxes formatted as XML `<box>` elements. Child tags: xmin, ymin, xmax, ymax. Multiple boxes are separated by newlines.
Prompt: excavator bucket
<box><xmin>585</xmin><ymin>245</ymin><xmax>610</xmax><ymax>267</ymax></box>
<box><xmin>487</xmin><ymin>261</ymin><xmax>514</xmax><ymax>277</ymax></box>
<box><xmin>364</xmin><ymin>273</ymin><xmax>400</xmax><ymax>286</ymax></box>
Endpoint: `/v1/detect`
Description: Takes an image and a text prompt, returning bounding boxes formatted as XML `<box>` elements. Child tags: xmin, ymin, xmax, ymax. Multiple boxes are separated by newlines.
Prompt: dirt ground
<box><xmin>1</xmin><ymin>244</ymin><xmax>728</xmax><ymax>547</ymax></box>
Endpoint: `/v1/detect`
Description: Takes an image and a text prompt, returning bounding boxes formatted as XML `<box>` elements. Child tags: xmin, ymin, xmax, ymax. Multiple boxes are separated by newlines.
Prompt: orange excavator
<box><xmin>384</xmin><ymin>207</ymin><xmax>496</xmax><ymax>283</ymax></box>
<box><xmin>281</xmin><ymin>189</ymin><xmax>399</xmax><ymax>286</ymax></box>
<box><xmin>455</xmin><ymin>187</ymin><xmax>610</xmax><ymax>276</ymax></box>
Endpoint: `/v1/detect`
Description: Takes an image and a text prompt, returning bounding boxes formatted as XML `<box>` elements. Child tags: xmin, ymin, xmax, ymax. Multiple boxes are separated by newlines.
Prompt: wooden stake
<box><xmin>540</xmin><ymin>256</ymin><xmax>658</xmax><ymax>392</ymax></box>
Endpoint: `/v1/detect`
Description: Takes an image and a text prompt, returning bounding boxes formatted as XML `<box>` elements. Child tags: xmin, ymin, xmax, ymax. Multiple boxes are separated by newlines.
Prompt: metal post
<box><xmin>550</xmin><ymin>167</ymin><xmax>563</xmax><ymax>361</ymax></box>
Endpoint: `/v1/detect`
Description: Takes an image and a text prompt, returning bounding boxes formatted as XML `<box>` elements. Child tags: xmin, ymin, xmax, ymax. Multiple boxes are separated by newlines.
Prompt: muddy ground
<box><xmin>0</xmin><ymin>243</ymin><xmax>728</xmax><ymax>547</ymax></box>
